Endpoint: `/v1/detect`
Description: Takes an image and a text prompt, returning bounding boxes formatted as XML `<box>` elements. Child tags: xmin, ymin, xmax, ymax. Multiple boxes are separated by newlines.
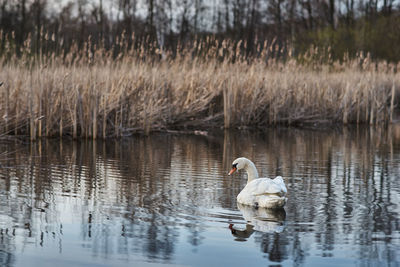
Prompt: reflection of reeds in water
<box><xmin>0</xmin><ymin>128</ymin><xmax>399</xmax><ymax>263</ymax></box>
<box><xmin>222</xmin><ymin>126</ymin><xmax>399</xmax><ymax>219</ymax></box>
<box><xmin>222</xmin><ymin>127</ymin><xmax>399</xmax><ymax>264</ymax></box>
<box><xmin>1</xmin><ymin>37</ymin><xmax>400</xmax><ymax>139</ymax></box>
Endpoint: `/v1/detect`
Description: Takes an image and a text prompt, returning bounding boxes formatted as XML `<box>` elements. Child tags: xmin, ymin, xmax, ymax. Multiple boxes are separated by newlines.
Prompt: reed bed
<box><xmin>1</xmin><ymin>36</ymin><xmax>400</xmax><ymax>139</ymax></box>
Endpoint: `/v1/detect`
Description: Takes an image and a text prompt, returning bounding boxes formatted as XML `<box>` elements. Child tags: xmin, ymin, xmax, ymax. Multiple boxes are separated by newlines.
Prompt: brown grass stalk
<box><xmin>1</xmin><ymin>38</ymin><xmax>400</xmax><ymax>138</ymax></box>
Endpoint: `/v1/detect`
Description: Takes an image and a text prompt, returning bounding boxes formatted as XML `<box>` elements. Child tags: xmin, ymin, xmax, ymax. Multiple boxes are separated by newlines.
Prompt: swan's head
<box><xmin>228</xmin><ymin>157</ymin><xmax>248</xmax><ymax>175</ymax></box>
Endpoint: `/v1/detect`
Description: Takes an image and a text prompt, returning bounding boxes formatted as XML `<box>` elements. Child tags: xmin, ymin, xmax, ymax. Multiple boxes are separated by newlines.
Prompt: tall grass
<box><xmin>1</xmin><ymin>34</ymin><xmax>400</xmax><ymax>139</ymax></box>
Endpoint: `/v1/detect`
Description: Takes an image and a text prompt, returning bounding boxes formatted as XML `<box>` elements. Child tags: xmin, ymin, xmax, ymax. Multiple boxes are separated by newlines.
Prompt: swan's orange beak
<box><xmin>228</xmin><ymin>167</ymin><xmax>237</xmax><ymax>175</ymax></box>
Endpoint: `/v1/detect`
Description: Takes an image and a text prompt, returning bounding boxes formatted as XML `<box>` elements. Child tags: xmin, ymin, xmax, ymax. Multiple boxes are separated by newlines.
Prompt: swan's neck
<box><xmin>244</xmin><ymin>161</ymin><xmax>259</xmax><ymax>183</ymax></box>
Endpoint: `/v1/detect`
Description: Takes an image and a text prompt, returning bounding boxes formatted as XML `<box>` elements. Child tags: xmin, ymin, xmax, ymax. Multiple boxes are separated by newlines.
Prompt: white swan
<box><xmin>228</xmin><ymin>157</ymin><xmax>287</xmax><ymax>209</ymax></box>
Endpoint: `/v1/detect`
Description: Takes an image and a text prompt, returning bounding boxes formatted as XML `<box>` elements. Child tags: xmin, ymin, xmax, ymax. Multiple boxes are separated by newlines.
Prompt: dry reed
<box><xmin>1</xmin><ymin>35</ymin><xmax>400</xmax><ymax>139</ymax></box>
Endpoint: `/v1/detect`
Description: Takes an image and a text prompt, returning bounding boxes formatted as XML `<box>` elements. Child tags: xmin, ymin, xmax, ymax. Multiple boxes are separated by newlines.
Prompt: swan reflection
<box><xmin>229</xmin><ymin>203</ymin><xmax>286</xmax><ymax>241</ymax></box>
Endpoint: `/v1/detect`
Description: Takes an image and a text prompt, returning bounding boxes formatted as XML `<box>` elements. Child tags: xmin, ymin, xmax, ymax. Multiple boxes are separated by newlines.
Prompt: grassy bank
<box><xmin>1</xmin><ymin>39</ymin><xmax>400</xmax><ymax>139</ymax></box>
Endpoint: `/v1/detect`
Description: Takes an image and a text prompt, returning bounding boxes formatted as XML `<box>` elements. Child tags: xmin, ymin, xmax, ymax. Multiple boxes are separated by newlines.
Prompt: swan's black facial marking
<box><xmin>228</xmin><ymin>163</ymin><xmax>238</xmax><ymax>175</ymax></box>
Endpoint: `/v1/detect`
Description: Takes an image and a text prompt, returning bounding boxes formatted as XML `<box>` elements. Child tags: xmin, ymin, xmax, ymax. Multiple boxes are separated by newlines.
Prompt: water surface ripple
<box><xmin>0</xmin><ymin>127</ymin><xmax>399</xmax><ymax>266</ymax></box>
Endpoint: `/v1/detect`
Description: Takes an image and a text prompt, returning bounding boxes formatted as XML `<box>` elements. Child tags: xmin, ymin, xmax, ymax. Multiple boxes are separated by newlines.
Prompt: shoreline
<box><xmin>1</xmin><ymin>121</ymin><xmax>399</xmax><ymax>142</ymax></box>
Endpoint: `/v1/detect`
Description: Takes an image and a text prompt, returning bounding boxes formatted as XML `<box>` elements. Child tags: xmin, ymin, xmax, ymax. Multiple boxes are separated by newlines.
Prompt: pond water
<box><xmin>0</xmin><ymin>127</ymin><xmax>399</xmax><ymax>267</ymax></box>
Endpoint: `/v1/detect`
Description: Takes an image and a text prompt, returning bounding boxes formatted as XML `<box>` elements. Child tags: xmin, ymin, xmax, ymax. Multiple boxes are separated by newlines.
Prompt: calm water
<box><xmin>0</xmin><ymin>127</ymin><xmax>399</xmax><ymax>267</ymax></box>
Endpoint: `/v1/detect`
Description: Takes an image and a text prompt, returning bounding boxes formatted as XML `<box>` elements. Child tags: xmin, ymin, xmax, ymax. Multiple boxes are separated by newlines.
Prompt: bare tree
<box><xmin>31</xmin><ymin>0</ymin><xmax>47</xmax><ymax>52</ymax></box>
<box><xmin>77</xmin><ymin>0</ymin><xmax>88</xmax><ymax>46</ymax></box>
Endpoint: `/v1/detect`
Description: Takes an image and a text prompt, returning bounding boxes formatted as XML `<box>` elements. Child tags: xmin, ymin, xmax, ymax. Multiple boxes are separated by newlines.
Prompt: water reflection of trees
<box><xmin>0</xmin><ymin>126</ymin><xmax>399</xmax><ymax>265</ymax></box>
<box><xmin>0</xmin><ymin>135</ymin><xmax>227</xmax><ymax>264</ymax></box>
<box><xmin>223</xmin><ymin>126</ymin><xmax>400</xmax><ymax>265</ymax></box>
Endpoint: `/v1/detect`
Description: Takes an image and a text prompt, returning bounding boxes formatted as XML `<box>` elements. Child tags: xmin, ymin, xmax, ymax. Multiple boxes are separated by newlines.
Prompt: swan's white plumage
<box><xmin>230</xmin><ymin>157</ymin><xmax>287</xmax><ymax>208</ymax></box>
<box><xmin>237</xmin><ymin>176</ymin><xmax>287</xmax><ymax>208</ymax></box>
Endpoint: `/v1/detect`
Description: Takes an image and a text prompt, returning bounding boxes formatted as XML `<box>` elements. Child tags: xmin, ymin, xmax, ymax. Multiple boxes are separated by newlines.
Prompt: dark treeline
<box><xmin>1</xmin><ymin>0</ymin><xmax>400</xmax><ymax>61</ymax></box>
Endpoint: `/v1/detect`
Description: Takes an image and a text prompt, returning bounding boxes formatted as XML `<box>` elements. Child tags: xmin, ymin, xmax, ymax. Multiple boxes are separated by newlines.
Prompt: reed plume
<box><xmin>0</xmin><ymin>34</ymin><xmax>399</xmax><ymax>138</ymax></box>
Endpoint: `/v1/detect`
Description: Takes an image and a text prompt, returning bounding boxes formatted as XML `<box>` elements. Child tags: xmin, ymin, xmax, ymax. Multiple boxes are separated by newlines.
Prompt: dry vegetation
<box><xmin>1</xmin><ymin>36</ymin><xmax>400</xmax><ymax>139</ymax></box>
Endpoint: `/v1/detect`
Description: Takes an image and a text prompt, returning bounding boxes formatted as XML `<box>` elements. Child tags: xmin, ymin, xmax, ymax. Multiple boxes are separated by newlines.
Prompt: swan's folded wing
<box><xmin>273</xmin><ymin>176</ymin><xmax>287</xmax><ymax>194</ymax></box>
<box><xmin>248</xmin><ymin>177</ymin><xmax>287</xmax><ymax>196</ymax></box>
